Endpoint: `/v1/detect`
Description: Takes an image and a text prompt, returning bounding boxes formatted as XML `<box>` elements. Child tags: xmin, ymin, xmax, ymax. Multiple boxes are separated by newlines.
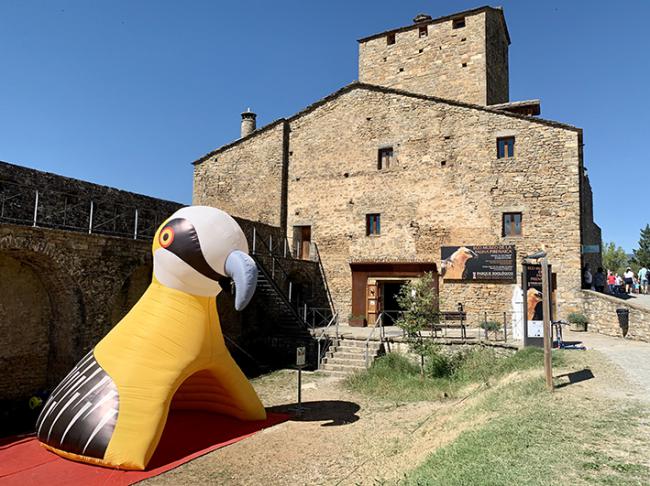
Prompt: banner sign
<box><xmin>441</xmin><ymin>245</ymin><xmax>516</xmax><ymax>282</ymax></box>
<box><xmin>522</xmin><ymin>263</ymin><xmax>555</xmax><ymax>347</ymax></box>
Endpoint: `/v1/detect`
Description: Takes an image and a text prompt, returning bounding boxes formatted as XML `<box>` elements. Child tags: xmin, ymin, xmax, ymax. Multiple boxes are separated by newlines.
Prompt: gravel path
<box><xmin>565</xmin><ymin>329</ymin><xmax>650</xmax><ymax>402</ymax></box>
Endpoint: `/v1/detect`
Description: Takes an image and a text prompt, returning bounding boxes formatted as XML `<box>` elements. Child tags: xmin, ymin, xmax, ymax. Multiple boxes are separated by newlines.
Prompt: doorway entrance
<box><xmin>350</xmin><ymin>262</ymin><xmax>438</xmax><ymax>327</ymax></box>
<box><xmin>292</xmin><ymin>225</ymin><xmax>311</xmax><ymax>260</ymax></box>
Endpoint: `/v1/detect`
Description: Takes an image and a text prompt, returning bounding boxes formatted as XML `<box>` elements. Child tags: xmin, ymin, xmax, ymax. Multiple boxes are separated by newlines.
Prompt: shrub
<box><xmin>480</xmin><ymin>321</ymin><xmax>502</xmax><ymax>332</ymax></box>
<box><xmin>567</xmin><ymin>312</ymin><xmax>588</xmax><ymax>326</ymax></box>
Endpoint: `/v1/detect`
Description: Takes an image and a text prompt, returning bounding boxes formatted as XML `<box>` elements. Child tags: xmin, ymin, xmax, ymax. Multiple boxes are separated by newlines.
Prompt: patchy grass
<box><xmin>344</xmin><ymin>346</ymin><xmax>563</xmax><ymax>402</ymax></box>
<box><xmin>403</xmin><ymin>376</ymin><xmax>650</xmax><ymax>486</ymax></box>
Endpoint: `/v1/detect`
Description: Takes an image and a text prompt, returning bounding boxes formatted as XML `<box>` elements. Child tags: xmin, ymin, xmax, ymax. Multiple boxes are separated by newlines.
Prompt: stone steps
<box><xmin>318</xmin><ymin>337</ymin><xmax>383</xmax><ymax>376</ymax></box>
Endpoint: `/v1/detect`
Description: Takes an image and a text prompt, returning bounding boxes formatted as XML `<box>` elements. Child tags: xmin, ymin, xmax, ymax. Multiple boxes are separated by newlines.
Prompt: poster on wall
<box><xmin>522</xmin><ymin>263</ymin><xmax>555</xmax><ymax>347</ymax></box>
<box><xmin>440</xmin><ymin>245</ymin><xmax>516</xmax><ymax>282</ymax></box>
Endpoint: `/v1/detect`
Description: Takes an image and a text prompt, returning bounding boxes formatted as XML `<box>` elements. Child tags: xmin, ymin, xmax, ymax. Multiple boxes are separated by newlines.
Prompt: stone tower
<box><xmin>358</xmin><ymin>6</ymin><xmax>510</xmax><ymax>105</ymax></box>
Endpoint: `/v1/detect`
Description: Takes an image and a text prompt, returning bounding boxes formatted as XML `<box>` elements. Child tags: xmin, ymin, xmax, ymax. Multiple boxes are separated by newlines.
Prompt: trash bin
<box><xmin>616</xmin><ymin>308</ymin><xmax>629</xmax><ymax>337</ymax></box>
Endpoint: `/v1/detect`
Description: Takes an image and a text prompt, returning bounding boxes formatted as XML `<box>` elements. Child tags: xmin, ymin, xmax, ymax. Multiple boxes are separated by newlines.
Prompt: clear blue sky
<box><xmin>1</xmin><ymin>1</ymin><xmax>648</xmax><ymax>251</ymax></box>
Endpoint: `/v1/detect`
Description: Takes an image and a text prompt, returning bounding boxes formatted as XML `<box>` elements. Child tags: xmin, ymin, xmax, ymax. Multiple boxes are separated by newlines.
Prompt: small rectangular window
<box><xmin>387</xmin><ymin>33</ymin><xmax>395</xmax><ymax>45</ymax></box>
<box><xmin>419</xmin><ymin>26</ymin><xmax>428</xmax><ymax>37</ymax></box>
<box><xmin>502</xmin><ymin>213</ymin><xmax>522</xmax><ymax>237</ymax></box>
<box><xmin>452</xmin><ymin>18</ymin><xmax>466</xmax><ymax>29</ymax></box>
<box><xmin>497</xmin><ymin>136</ymin><xmax>515</xmax><ymax>159</ymax></box>
<box><xmin>366</xmin><ymin>214</ymin><xmax>381</xmax><ymax>236</ymax></box>
<box><xmin>378</xmin><ymin>147</ymin><xmax>393</xmax><ymax>170</ymax></box>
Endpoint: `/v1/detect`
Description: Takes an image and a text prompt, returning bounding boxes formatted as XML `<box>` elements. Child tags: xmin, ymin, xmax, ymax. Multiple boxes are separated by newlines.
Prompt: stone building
<box><xmin>193</xmin><ymin>6</ymin><xmax>601</xmax><ymax>326</ymax></box>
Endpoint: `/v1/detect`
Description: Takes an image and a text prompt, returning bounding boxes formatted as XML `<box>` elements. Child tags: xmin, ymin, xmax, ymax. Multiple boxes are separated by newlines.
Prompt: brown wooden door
<box><xmin>292</xmin><ymin>226</ymin><xmax>311</xmax><ymax>260</ymax></box>
<box><xmin>366</xmin><ymin>282</ymin><xmax>381</xmax><ymax>326</ymax></box>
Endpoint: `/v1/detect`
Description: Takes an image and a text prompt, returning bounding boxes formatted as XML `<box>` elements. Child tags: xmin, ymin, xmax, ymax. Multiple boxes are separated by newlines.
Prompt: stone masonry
<box><xmin>358</xmin><ymin>7</ymin><xmax>509</xmax><ymax>105</ymax></box>
<box><xmin>192</xmin><ymin>6</ymin><xmax>601</xmax><ymax>328</ymax></box>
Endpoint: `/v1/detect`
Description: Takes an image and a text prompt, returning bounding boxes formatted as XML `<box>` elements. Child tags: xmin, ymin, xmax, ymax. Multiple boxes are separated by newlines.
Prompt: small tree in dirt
<box><xmin>395</xmin><ymin>272</ymin><xmax>439</xmax><ymax>375</ymax></box>
<box><xmin>632</xmin><ymin>224</ymin><xmax>650</xmax><ymax>269</ymax></box>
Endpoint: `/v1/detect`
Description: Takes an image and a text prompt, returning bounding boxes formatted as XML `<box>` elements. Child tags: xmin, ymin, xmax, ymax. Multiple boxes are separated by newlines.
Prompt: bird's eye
<box><xmin>159</xmin><ymin>227</ymin><xmax>175</xmax><ymax>248</ymax></box>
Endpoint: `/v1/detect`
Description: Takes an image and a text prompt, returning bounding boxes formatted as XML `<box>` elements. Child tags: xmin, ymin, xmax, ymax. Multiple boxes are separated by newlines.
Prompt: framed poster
<box><xmin>441</xmin><ymin>245</ymin><xmax>516</xmax><ymax>282</ymax></box>
<box><xmin>522</xmin><ymin>263</ymin><xmax>554</xmax><ymax>347</ymax></box>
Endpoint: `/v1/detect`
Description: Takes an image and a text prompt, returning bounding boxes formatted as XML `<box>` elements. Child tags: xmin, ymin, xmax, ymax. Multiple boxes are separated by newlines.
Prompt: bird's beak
<box><xmin>224</xmin><ymin>250</ymin><xmax>258</xmax><ymax>311</ymax></box>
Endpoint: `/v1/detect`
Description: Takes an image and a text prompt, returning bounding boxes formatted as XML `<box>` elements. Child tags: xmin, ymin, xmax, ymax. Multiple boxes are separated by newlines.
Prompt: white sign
<box><xmin>296</xmin><ymin>347</ymin><xmax>306</xmax><ymax>366</ymax></box>
<box><xmin>527</xmin><ymin>320</ymin><xmax>543</xmax><ymax>338</ymax></box>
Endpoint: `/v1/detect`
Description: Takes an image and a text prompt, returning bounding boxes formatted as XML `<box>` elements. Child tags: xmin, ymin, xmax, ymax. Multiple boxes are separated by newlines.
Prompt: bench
<box><xmin>431</xmin><ymin>311</ymin><xmax>467</xmax><ymax>340</ymax></box>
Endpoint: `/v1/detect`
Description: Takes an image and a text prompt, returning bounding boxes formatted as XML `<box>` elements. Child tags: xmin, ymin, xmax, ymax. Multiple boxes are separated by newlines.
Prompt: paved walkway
<box><xmin>564</xmin><ymin>329</ymin><xmax>650</xmax><ymax>401</ymax></box>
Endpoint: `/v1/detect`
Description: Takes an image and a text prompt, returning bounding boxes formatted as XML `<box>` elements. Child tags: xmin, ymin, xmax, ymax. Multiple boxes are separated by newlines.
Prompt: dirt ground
<box><xmin>143</xmin><ymin>342</ymin><xmax>650</xmax><ymax>486</ymax></box>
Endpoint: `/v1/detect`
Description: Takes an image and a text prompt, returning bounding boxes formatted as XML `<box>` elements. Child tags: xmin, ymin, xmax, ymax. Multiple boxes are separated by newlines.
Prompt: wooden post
<box><xmin>541</xmin><ymin>257</ymin><xmax>553</xmax><ymax>392</ymax></box>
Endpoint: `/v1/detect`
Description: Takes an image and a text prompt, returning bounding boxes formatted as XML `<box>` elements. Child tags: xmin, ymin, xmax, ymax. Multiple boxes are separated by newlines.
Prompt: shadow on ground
<box><xmin>555</xmin><ymin>368</ymin><xmax>595</xmax><ymax>389</ymax></box>
<box><xmin>267</xmin><ymin>400</ymin><xmax>360</xmax><ymax>426</ymax></box>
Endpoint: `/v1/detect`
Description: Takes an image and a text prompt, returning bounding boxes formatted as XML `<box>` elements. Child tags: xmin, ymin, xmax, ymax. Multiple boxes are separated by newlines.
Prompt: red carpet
<box><xmin>0</xmin><ymin>411</ymin><xmax>288</xmax><ymax>485</ymax></box>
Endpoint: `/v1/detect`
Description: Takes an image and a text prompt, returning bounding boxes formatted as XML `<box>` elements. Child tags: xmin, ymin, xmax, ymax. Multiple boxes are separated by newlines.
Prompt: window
<box><xmin>497</xmin><ymin>136</ymin><xmax>515</xmax><ymax>158</ymax></box>
<box><xmin>378</xmin><ymin>147</ymin><xmax>393</xmax><ymax>170</ymax></box>
<box><xmin>502</xmin><ymin>213</ymin><xmax>522</xmax><ymax>237</ymax></box>
<box><xmin>419</xmin><ymin>25</ymin><xmax>428</xmax><ymax>37</ymax></box>
<box><xmin>452</xmin><ymin>17</ymin><xmax>466</xmax><ymax>29</ymax></box>
<box><xmin>366</xmin><ymin>214</ymin><xmax>381</xmax><ymax>236</ymax></box>
<box><xmin>387</xmin><ymin>33</ymin><xmax>395</xmax><ymax>45</ymax></box>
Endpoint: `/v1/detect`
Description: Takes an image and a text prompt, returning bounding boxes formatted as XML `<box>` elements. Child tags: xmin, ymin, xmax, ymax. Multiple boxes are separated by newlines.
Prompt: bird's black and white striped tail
<box><xmin>36</xmin><ymin>349</ymin><xmax>119</xmax><ymax>459</ymax></box>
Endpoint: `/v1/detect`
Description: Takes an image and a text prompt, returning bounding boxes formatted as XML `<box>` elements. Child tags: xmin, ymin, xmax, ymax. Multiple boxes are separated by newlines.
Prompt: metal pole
<box><xmin>317</xmin><ymin>340</ymin><xmax>321</xmax><ymax>370</ymax></box>
<box><xmin>133</xmin><ymin>208</ymin><xmax>139</xmax><ymax>239</ymax></box>
<box><xmin>272</xmin><ymin>258</ymin><xmax>275</xmax><ymax>279</ymax></box>
<box><xmin>288</xmin><ymin>281</ymin><xmax>292</xmax><ymax>302</ymax></box>
<box><xmin>303</xmin><ymin>303</ymin><xmax>307</xmax><ymax>321</ymax></box>
<box><xmin>503</xmin><ymin>311</ymin><xmax>507</xmax><ymax>342</ymax></box>
<box><xmin>297</xmin><ymin>367</ymin><xmax>302</xmax><ymax>411</ymax></box>
<box><xmin>252</xmin><ymin>227</ymin><xmax>256</xmax><ymax>255</ymax></box>
<box><xmin>541</xmin><ymin>257</ymin><xmax>553</xmax><ymax>392</ymax></box>
<box><xmin>88</xmin><ymin>200</ymin><xmax>94</xmax><ymax>234</ymax></box>
<box><xmin>32</xmin><ymin>190</ymin><xmax>39</xmax><ymax>227</ymax></box>
<box><xmin>283</xmin><ymin>238</ymin><xmax>287</xmax><ymax>258</ymax></box>
<box><xmin>269</xmin><ymin>235</ymin><xmax>273</xmax><ymax>256</ymax></box>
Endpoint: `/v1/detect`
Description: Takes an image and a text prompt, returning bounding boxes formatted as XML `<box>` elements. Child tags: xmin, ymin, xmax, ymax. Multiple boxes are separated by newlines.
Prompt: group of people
<box><xmin>583</xmin><ymin>264</ymin><xmax>649</xmax><ymax>295</ymax></box>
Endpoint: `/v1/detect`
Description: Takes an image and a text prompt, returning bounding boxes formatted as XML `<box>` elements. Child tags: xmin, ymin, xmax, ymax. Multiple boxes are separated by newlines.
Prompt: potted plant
<box><xmin>348</xmin><ymin>314</ymin><xmax>367</xmax><ymax>327</ymax></box>
<box><xmin>567</xmin><ymin>312</ymin><xmax>588</xmax><ymax>332</ymax></box>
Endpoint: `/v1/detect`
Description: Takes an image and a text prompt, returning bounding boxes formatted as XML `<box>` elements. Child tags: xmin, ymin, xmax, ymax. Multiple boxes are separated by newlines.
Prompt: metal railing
<box><xmin>316</xmin><ymin>313</ymin><xmax>339</xmax><ymax>370</ymax></box>
<box><xmin>312</xmin><ymin>242</ymin><xmax>336</xmax><ymax>317</ymax></box>
<box><xmin>364</xmin><ymin>312</ymin><xmax>390</xmax><ymax>368</ymax></box>
<box><xmin>0</xmin><ymin>179</ymin><xmax>166</xmax><ymax>240</ymax></box>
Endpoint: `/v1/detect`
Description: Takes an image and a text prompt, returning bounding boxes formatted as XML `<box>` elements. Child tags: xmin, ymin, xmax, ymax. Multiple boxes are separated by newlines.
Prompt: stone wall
<box><xmin>358</xmin><ymin>8</ymin><xmax>509</xmax><ymax>105</ymax></box>
<box><xmin>284</xmin><ymin>86</ymin><xmax>583</xmax><ymax>325</ymax></box>
<box><xmin>0</xmin><ymin>161</ymin><xmax>182</xmax><ymax>238</ymax></box>
<box><xmin>580</xmin><ymin>167</ymin><xmax>602</xmax><ymax>272</ymax></box>
<box><xmin>580</xmin><ymin>290</ymin><xmax>650</xmax><ymax>342</ymax></box>
<box><xmin>193</xmin><ymin>121</ymin><xmax>288</xmax><ymax>229</ymax></box>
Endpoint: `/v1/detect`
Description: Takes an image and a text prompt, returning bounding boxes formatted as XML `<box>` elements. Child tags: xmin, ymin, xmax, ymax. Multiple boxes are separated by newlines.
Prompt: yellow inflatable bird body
<box><xmin>36</xmin><ymin>206</ymin><xmax>266</xmax><ymax>470</ymax></box>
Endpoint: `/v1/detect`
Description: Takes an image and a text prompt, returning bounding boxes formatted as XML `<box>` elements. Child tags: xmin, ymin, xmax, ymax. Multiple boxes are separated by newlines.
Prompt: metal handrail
<box><xmin>253</xmin><ymin>253</ymin><xmax>311</xmax><ymax>331</ymax></box>
<box><xmin>316</xmin><ymin>312</ymin><xmax>339</xmax><ymax>370</ymax></box>
<box><xmin>364</xmin><ymin>312</ymin><xmax>388</xmax><ymax>368</ymax></box>
<box><xmin>312</xmin><ymin>242</ymin><xmax>336</xmax><ymax>317</ymax></box>
<box><xmin>223</xmin><ymin>334</ymin><xmax>266</xmax><ymax>370</ymax></box>
<box><xmin>0</xmin><ymin>179</ymin><xmax>164</xmax><ymax>240</ymax></box>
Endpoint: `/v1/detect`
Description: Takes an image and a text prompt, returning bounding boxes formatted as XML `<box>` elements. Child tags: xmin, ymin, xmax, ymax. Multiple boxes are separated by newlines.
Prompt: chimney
<box><xmin>413</xmin><ymin>13</ymin><xmax>432</xmax><ymax>24</ymax></box>
<box><xmin>240</xmin><ymin>108</ymin><xmax>257</xmax><ymax>138</ymax></box>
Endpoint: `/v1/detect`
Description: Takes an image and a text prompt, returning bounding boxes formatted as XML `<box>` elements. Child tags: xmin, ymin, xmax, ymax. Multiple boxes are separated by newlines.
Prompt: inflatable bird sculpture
<box><xmin>36</xmin><ymin>206</ymin><xmax>266</xmax><ymax>470</ymax></box>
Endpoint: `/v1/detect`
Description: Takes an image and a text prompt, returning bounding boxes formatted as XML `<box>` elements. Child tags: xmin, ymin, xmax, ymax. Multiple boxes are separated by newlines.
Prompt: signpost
<box><xmin>290</xmin><ymin>346</ymin><xmax>307</xmax><ymax>415</ymax></box>
<box><xmin>522</xmin><ymin>252</ymin><xmax>554</xmax><ymax>392</ymax></box>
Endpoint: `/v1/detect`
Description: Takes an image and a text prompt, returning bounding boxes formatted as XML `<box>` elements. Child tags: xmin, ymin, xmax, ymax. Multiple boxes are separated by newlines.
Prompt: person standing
<box><xmin>582</xmin><ymin>264</ymin><xmax>593</xmax><ymax>290</ymax></box>
<box><xmin>594</xmin><ymin>267</ymin><xmax>606</xmax><ymax>293</ymax></box>
<box><xmin>607</xmin><ymin>271</ymin><xmax>616</xmax><ymax>294</ymax></box>
<box><xmin>639</xmin><ymin>265</ymin><xmax>649</xmax><ymax>294</ymax></box>
<box><xmin>623</xmin><ymin>267</ymin><xmax>635</xmax><ymax>294</ymax></box>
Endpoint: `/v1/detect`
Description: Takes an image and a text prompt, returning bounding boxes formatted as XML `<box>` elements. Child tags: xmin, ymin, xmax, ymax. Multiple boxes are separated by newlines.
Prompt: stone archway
<box><xmin>0</xmin><ymin>245</ymin><xmax>84</xmax><ymax>398</ymax></box>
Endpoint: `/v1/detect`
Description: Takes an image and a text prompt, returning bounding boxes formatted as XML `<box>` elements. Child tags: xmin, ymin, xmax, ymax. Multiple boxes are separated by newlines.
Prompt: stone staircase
<box><xmin>319</xmin><ymin>337</ymin><xmax>383</xmax><ymax>376</ymax></box>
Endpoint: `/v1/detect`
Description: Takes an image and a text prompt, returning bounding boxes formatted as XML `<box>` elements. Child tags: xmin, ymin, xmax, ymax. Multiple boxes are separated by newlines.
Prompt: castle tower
<box><xmin>240</xmin><ymin>108</ymin><xmax>257</xmax><ymax>138</ymax></box>
<box><xmin>358</xmin><ymin>6</ymin><xmax>510</xmax><ymax>105</ymax></box>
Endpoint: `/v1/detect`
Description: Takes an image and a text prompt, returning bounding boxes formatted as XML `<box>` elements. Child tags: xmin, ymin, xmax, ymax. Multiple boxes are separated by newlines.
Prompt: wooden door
<box><xmin>292</xmin><ymin>226</ymin><xmax>311</xmax><ymax>260</ymax></box>
<box><xmin>366</xmin><ymin>282</ymin><xmax>381</xmax><ymax>326</ymax></box>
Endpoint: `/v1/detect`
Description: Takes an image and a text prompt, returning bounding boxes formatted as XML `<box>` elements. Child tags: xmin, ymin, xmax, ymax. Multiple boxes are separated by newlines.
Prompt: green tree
<box><xmin>602</xmin><ymin>241</ymin><xmax>629</xmax><ymax>275</ymax></box>
<box><xmin>395</xmin><ymin>272</ymin><xmax>439</xmax><ymax>374</ymax></box>
<box><xmin>632</xmin><ymin>224</ymin><xmax>650</xmax><ymax>268</ymax></box>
